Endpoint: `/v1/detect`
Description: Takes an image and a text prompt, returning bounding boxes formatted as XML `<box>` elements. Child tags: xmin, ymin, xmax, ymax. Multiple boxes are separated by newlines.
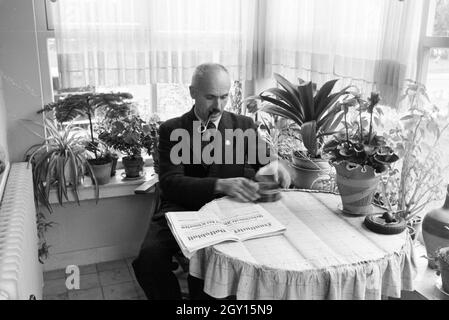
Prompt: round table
<box><xmin>189</xmin><ymin>190</ymin><xmax>417</xmax><ymax>300</ymax></box>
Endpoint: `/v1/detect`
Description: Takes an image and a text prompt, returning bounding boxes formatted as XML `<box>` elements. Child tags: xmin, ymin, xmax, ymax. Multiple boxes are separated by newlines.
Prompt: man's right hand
<box><xmin>215</xmin><ymin>178</ymin><xmax>260</xmax><ymax>202</ymax></box>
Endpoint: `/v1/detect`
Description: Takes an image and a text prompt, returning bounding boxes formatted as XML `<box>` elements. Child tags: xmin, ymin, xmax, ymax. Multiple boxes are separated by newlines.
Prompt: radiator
<box><xmin>0</xmin><ymin>162</ymin><xmax>43</xmax><ymax>300</ymax></box>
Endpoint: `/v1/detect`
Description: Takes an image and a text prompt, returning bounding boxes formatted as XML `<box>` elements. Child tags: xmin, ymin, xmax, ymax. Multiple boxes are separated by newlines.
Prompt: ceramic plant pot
<box><xmin>88</xmin><ymin>159</ymin><xmax>112</xmax><ymax>185</ymax></box>
<box><xmin>333</xmin><ymin>161</ymin><xmax>380</xmax><ymax>216</ymax></box>
<box><xmin>122</xmin><ymin>156</ymin><xmax>144</xmax><ymax>178</ymax></box>
<box><xmin>291</xmin><ymin>152</ymin><xmax>331</xmax><ymax>190</ymax></box>
<box><xmin>422</xmin><ymin>185</ymin><xmax>449</xmax><ymax>269</ymax></box>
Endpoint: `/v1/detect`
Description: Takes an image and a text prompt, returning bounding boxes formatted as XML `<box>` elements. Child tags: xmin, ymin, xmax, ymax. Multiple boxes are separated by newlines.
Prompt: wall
<box><xmin>0</xmin><ymin>77</ymin><xmax>8</xmax><ymax>161</ymax></box>
<box><xmin>43</xmin><ymin>193</ymin><xmax>156</xmax><ymax>271</ymax></box>
<box><xmin>0</xmin><ymin>0</ymin><xmax>52</xmax><ymax>162</ymax></box>
<box><xmin>0</xmin><ymin>1</ymin><xmax>155</xmax><ymax>271</ymax></box>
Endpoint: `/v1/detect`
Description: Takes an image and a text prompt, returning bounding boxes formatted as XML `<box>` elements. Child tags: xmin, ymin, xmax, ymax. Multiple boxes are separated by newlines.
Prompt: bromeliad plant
<box><xmin>323</xmin><ymin>92</ymin><xmax>400</xmax><ymax>173</ymax></box>
<box><xmin>248</xmin><ymin>74</ymin><xmax>350</xmax><ymax>159</ymax></box>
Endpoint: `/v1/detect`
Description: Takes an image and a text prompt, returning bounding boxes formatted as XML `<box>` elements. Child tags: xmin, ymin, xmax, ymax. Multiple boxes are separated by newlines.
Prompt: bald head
<box><xmin>189</xmin><ymin>63</ymin><xmax>231</xmax><ymax>122</ymax></box>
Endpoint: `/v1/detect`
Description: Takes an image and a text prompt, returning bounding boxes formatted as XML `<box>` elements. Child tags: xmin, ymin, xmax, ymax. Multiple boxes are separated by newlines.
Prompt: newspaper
<box><xmin>165</xmin><ymin>201</ymin><xmax>286</xmax><ymax>258</ymax></box>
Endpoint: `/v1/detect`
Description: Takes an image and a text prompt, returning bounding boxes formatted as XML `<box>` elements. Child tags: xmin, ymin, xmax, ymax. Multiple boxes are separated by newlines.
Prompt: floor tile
<box><xmin>97</xmin><ymin>259</ymin><xmax>128</xmax><ymax>272</ymax></box>
<box><xmin>79</xmin><ymin>263</ymin><xmax>97</xmax><ymax>275</ymax></box>
<box><xmin>79</xmin><ymin>273</ymin><xmax>100</xmax><ymax>290</ymax></box>
<box><xmin>68</xmin><ymin>287</ymin><xmax>104</xmax><ymax>300</ymax></box>
<box><xmin>102</xmin><ymin>281</ymin><xmax>138</xmax><ymax>300</ymax></box>
<box><xmin>98</xmin><ymin>267</ymin><xmax>133</xmax><ymax>286</ymax></box>
<box><xmin>43</xmin><ymin>269</ymin><xmax>66</xmax><ymax>281</ymax></box>
<box><xmin>43</xmin><ymin>278</ymin><xmax>67</xmax><ymax>296</ymax></box>
<box><xmin>43</xmin><ymin>292</ymin><xmax>69</xmax><ymax>300</ymax></box>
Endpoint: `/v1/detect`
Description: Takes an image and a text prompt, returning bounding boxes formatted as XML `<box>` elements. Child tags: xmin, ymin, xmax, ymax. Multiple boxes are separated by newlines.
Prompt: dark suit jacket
<box><xmin>153</xmin><ymin>106</ymin><xmax>265</xmax><ymax>220</ymax></box>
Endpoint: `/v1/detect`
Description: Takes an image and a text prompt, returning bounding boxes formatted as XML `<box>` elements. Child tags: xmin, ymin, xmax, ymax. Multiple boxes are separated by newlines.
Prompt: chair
<box><xmin>150</xmin><ymin>148</ymin><xmax>189</xmax><ymax>273</ymax></box>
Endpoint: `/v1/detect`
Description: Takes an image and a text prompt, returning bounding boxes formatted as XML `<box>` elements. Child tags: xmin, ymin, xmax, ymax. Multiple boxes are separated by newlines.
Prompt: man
<box><xmin>132</xmin><ymin>63</ymin><xmax>291</xmax><ymax>300</ymax></box>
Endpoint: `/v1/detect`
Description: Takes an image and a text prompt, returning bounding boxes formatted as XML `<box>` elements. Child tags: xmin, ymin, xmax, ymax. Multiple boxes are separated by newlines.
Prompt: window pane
<box><xmin>428</xmin><ymin>0</ymin><xmax>449</xmax><ymax>36</ymax></box>
<box><xmin>156</xmin><ymin>84</ymin><xmax>192</xmax><ymax>121</ymax></box>
<box><xmin>426</xmin><ymin>48</ymin><xmax>449</xmax><ymax>115</ymax></box>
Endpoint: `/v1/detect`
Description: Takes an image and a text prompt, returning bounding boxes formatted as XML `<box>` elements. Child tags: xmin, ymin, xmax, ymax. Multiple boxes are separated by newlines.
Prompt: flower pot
<box><xmin>422</xmin><ymin>185</ymin><xmax>449</xmax><ymax>269</ymax></box>
<box><xmin>88</xmin><ymin>159</ymin><xmax>112</xmax><ymax>185</ymax></box>
<box><xmin>291</xmin><ymin>152</ymin><xmax>331</xmax><ymax>190</ymax></box>
<box><xmin>333</xmin><ymin>161</ymin><xmax>380</xmax><ymax>216</ymax></box>
<box><xmin>122</xmin><ymin>156</ymin><xmax>144</xmax><ymax>178</ymax></box>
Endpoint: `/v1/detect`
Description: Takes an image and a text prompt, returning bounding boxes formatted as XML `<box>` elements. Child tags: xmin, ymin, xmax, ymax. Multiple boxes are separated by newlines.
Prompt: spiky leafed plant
<box><xmin>249</xmin><ymin>74</ymin><xmax>351</xmax><ymax>158</ymax></box>
<box><xmin>25</xmin><ymin>117</ymin><xmax>99</xmax><ymax>212</ymax></box>
<box><xmin>39</xmin><ymin>92</ymin><xmax>132</xmax><ymax>160</ymax></box>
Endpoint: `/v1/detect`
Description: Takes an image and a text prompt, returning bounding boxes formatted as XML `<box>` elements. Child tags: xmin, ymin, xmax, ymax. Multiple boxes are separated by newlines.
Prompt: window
<box><xmin>419</xmin><ymin>0</ymin><xmax>449</xmax><ymax>116</ymax></box>
<box><xmin>47</xmin><ymin>37</ymin><xmax>243</xmax><ymax>122</ymax></box>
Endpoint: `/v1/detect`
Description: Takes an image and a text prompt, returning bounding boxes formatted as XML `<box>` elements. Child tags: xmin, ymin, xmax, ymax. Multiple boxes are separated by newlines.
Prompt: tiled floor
<box><xmin>43</xmin><ymin>257</ymin><xmax>188</xmax><ymax>300</ymax></box>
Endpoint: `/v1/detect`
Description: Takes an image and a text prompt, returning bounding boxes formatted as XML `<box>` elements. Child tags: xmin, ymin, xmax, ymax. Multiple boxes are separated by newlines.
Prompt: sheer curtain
<box><xmin>263</xmin><ymin>0</ymin><xmax>424</xmax><ymax>105</ymax></box>
<box><xmin>53</xmin><ymin>0</ymin><xmax>259</xmax><ymax>89</ymax></box>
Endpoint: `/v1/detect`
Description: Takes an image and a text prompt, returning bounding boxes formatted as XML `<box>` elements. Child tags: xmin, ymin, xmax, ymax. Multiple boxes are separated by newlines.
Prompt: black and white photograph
<box><xmin>0</xmin><ymin>0</ymin><xmax>448</xmax><ymax>306</ymax></box>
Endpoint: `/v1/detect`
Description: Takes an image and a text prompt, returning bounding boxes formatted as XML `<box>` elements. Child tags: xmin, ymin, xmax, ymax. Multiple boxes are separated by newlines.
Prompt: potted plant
<box><xmin>248</xmin><ymin>73</ymin><xmax>350</xmax><ymax>189</ymax></box>
<box><xmin>25</xmin><ymin>117</ymin><xmax>99</xmax><ymax>212</ymax></box>
<box><xmin>39</xmin><ymin>92</ymin><xmax>133</xmax><ymax>181</ymax></box>
<box><xmin>322</xmin><ymin>92</ymin><xmax>399</xmax><ymax>215</ymax></box>
<box><xmin>436</xmin><ymin>247</ymin><xmax>449</xmax><ymax>294</ymax></box>
<box><xmin>141</xmin><ymin>115</ymin><xmax>162</xmax><ymax>174</ymax></box>
<box><xmin>99</xmin><ymin>114</ymin><xmax>147</xmax><ymax>178</ymax></box>
<box><xmin>373</xmin><ymin>81</ymin><xmax>449</xmax><ymax>247</ymax></box>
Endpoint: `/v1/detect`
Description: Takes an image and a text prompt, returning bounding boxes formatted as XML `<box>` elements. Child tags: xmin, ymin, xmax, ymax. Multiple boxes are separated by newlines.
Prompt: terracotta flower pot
<box><xmin>122</xmin><ymin>156</ymin><xmax>144</xmax><ymax>178</ymax></box>
<box><xmin>333</xmin><ymin>161</ymin><xmax>380</xmax><ymax>216</ymax></box>
<box><xmin>88</xmin><ymin>159</ymin><xmax>112</xmax><ymax>185</ymax></box>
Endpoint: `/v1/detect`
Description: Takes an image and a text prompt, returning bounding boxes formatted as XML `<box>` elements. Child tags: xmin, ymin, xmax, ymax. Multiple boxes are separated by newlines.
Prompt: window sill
<box><xmin>48</xmin><ymin>166</ymin><xmax>158</xmax><ymax>204</ymax></box>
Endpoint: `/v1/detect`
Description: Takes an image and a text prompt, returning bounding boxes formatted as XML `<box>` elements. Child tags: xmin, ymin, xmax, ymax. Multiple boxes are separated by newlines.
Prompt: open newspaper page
<box><xmin>165</xmin><ymin>211</ymin><xmax>239</xmax><ymax>258</ymax></box>
<box><xmin>201</xmin><ymin>200</ymin><xmax>286</xmax><ymax>241</ymax></box>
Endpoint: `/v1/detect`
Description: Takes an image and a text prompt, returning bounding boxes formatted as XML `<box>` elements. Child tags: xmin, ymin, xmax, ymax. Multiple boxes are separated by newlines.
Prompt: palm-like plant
<box><xmin>249</xmin><ymin>73</ymin><xmax>351</xmax><ymax>158</ymax></box>
<box><xmin>39</xmin><ymin>92</ymin><xmax>132</xmax><ymax>161</ymax></box>
<box><xmin>26</xmin><ymin>118</ymin><xmax>99</xmax><ymax>212</ymax></box>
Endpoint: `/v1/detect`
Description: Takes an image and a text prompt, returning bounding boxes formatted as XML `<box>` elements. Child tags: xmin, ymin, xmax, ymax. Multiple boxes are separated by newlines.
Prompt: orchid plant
<box><xmin>323</xmin><ymin>91</ymin><xmax>400</xmax><ymax>173</ymax></box>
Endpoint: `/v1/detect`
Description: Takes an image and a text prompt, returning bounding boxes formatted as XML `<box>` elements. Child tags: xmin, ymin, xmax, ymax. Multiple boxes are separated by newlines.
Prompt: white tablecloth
<box><xmin>189</xmin><ymin>191</ymin><xmax>417</xmax><ymax>300</ymax></box>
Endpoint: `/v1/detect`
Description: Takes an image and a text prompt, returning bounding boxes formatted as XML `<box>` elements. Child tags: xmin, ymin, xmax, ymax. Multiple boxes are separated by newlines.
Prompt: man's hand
<box><xmin>215</xmin><ymin>178</ymin><xmax>260</xmax><ymax>202</ymax></box>
<box><xmin>255</xmin><ymin>160</ymin><xmax>292</xmax><ymax>189</ymax></box>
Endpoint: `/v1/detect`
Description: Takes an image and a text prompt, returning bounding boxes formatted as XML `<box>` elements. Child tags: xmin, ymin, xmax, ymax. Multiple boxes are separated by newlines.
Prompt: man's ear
<box><xmin>189</xmin><ymin>86</ymin><xmax>196</xmax><ymax>99</ymax></box>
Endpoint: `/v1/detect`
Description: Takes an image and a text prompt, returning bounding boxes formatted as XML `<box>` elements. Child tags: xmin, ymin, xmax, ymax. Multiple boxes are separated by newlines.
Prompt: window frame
<box><xmin>417</xmin><ymin>0</ymin><xmax>449</xmax><ymax>85</ymax></box>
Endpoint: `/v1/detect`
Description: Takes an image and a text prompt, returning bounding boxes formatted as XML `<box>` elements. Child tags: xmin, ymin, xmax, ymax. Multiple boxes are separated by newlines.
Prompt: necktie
<box><xmin>201</xmin><ymin>122</ymin><xmax>217</xmax><ymax>164</ymax></box>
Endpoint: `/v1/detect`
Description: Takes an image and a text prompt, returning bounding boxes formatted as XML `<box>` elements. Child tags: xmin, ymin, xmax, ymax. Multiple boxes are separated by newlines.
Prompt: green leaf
<box><xmin>262</xmin><ymin>88</ymin><xmax>305</xmax><ymax>120</ymax></box>
<box><xmin>297</xmin><ymin>82</ymin><xmax>314</xmax><ymax>121</ymax></box>
<box><xmin>273</xmin><ymin>73</ymin><xmax>302</xmax><ymax>111</ymax></box>
<box><xmin>300</xmin><ymin>121</ymin><xmax>318</xmax><ymax>156</ymax></box>
<box><xmin>315</xmin><ymin>86</ymin><xmax>351</xmax><ymax>121</ymax></box>
<box><xmin>313</xmin><ymin>79</ymin><xmax>339</xmax><ymax>117</ymax></box>
<box><xmin>260</xmin><ymin>104</ymin><xmax>303</xmax><ymax>127</ymax></box>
